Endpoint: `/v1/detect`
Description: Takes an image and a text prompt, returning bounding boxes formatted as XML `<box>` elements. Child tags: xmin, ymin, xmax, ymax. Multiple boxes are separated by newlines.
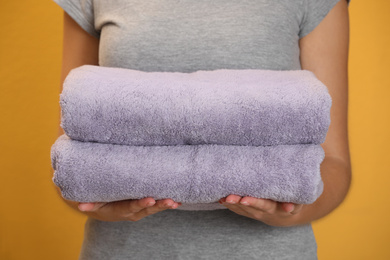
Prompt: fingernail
<box><xmin>240</xmin><ymin>201</ymin><xmax>249</xmax><ymax>205</ymax></box>
<box><xmin>146</xmin><ymin>201</ymin><xmax>155</xmax><ymax>207</ymax></box>
<box><xmin>78</xmin><ymin>203</ymin><xmax>93</xmax><ymax>212</ymax></box>
<box><xmin>288</xmin><ymin>205</ymin><xmax>295</xmax><ymax>213</ymax></box>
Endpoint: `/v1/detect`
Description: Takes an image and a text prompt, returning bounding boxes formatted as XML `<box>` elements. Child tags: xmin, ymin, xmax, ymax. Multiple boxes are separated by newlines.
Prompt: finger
<box><xmin>279</xmin><ymin>202</ymin><xmax>302</xmax><ymax>214</ymax></box>
<box><xmin>239</xmin><ymin>197</ymin><xmax>277</xmax><ymax>213</ymax></box>
<box><xmin>142</xmin><ymin>198</ymin><xmax>182</xmax><ymax>209</ymax></box>
<box><xmin>96</xmin><ymin>198</ymin><xmax>155</xmax><ymax>219</ymax></box>
<box><xmin>224</xmin><ymin>194</ymin><xmax>242</xmax><ymax>204</ymax></box>
<box><xmin>78</xmin><ymin>202</ymin><xmax>107</xmax><ymax>212</ymax></box>
<box><xmin>219</xmin><ymin>195</ymin><xmax>241</xmax><ymax>205</ymax></box>
<box><xmin>141</xmin><ymin>199</ymin><xmax>180</xmax><ymax>213</ymax></box>
<box><xmin>280</xmin><ymin>202</ymin><xmax>295</xmax><ymax>213</ymax></box>
<box><xmin>78</xmin><ymin>203</ymin><xmax>95</xmax><ymax>212</ymax></box>
<box><xmin>220</xmin><ymin>195</ymin><xmax>258</xmax><ymax>217</ymax></box>
<box><xmin>289</xmin><ymin>204</ymin><xmax>303</xmax><ymax>215</ymax></box>
<box><xmin>130</xmin><ymin>199</ymin><xmax>179</xmax><ymax>221</ymax></box>
<box><xmin>221</xmin><ymin>202</ymin><xmax>250</xmax><ymax>217</ymax></box>
<box><xmin>121</xmin><ymin>197</ymin><xmax>158</xmax><ymax>214</ymax></box>
<box><xmin>232</xmin><ymin>202</ymin><xmax>266</xmax><ymax>220</ymax></box>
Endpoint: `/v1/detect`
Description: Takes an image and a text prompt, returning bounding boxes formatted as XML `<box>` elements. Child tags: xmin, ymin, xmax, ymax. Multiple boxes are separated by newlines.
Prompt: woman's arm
<box><xmin>53</xmin><ymin>12</ymin><xmax>181</xmax><ymax>221</ymax></box>
<box><xmin>293</xmin><ymin>0</ymin><xmax>351</xmax><ymax>224</ymax></box>
<box><xmin>53</xmin><ymin>11</ymin><xmax>99</xmax><ymax>211</ymax></box>
<box><xmin>219</xmin><ymin>0</ymin><xmax>352</xmax><ymax>227</ymax></box>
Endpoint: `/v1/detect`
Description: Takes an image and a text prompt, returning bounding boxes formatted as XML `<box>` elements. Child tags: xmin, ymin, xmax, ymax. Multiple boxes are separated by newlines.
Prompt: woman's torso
<box><xmin>76</xmin><ymin>0</ymin><xmax>337</xmax><ymax>259</ymax></box>
<box><xmin>95</xmin><ymin>0</ymin><xmax>303</xmax><ymax>72</ymax></box>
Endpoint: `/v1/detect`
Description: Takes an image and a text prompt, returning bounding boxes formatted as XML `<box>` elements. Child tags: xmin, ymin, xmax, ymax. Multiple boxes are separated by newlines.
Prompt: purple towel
<box><xmin>59</xmin><ymin>65</ymin><xmax>331</xmax><ymax>146</ymax></box>
<box><xmin>51</xmin><ymin>134</ymin><xmax>325</xmax><ymax>211</ymax></box>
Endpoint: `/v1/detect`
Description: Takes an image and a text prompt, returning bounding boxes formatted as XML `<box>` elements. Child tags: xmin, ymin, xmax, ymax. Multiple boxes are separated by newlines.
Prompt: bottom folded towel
<box><xmin>51</xmin><ymin>134</ymin><xmax>324</xmax><ymax>211</ymax></box>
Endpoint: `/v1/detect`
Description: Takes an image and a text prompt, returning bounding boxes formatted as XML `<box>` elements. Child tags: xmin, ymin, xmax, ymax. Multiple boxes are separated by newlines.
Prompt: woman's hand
<box><xmin>72</xmin><ymin>197</ymin><xmax>181</xmax><ymax>222</ymax></box>
<box><xmin>219</xmin><ymin>195</ymin><xmax>303</xmax><ymax>227</ymax></box>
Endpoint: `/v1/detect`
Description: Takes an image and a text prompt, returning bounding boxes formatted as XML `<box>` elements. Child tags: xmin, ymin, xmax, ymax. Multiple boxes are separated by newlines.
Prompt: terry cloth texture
<box><xmin>52</xmin><ymin>66</ymin><xmax>330</xmax><ymax>210</ymax></box>
<box><xmin>51</xmin><ymin>134</ymin><xmax>325</xmax><ymax>207</ymax></box>
<box><xmin>50</xmin><ymin>0</ymin><xmax>349</xmax><ymax>259</ymax></box>
<box><xmin>60</xmin><ymin>65</ymin><xmax>331</xmax><ymax>147</ymax></box>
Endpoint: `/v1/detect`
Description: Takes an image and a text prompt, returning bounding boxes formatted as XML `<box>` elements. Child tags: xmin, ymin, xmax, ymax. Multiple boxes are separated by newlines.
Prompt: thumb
<box><xmin>280</xmin><ymin>202</ymin><xmax>295</xmax><ymax>213</ymax></box>
<box><xmin>280</xmin><ymin>202</ymin><xmax>303</xmax><ymax>215</ymax></box>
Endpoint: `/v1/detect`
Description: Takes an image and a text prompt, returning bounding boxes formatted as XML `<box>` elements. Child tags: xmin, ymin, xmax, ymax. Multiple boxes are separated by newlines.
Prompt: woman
<box><xmin>52</xmin><ymin>0</ymin><xmax>351</xmax><ymax>258</ymax></box>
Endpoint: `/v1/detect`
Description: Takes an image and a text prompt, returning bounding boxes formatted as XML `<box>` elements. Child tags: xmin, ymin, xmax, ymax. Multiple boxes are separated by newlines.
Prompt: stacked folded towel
<box><xmin>50</xmin><ymin>65</ymin><xmax>331</xmax><ymax>211</ymax></box>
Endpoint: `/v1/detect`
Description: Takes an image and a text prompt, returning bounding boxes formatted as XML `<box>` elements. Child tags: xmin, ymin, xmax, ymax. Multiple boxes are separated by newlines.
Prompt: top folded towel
<box><xmin>60</xmin><ymin>65</ymin><xmax>331</xmax><ymax>146</ymax></box>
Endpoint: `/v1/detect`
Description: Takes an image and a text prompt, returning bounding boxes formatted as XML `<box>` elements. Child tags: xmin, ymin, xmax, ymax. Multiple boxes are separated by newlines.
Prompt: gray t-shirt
<box><xmin>52</xmin><ymin>0</ymin><xmax>350</xmax><ymax>259</ymax></box>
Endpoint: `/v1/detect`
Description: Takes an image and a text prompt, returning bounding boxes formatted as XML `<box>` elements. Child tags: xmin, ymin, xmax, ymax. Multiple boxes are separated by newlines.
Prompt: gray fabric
<box><xmin>51</xmin><ymin>0</ymin><xmax>348</xmax><ymax>259</ymax></box>
<box><xmin>59</xmin><ymin>66</ymin><xmax>331</xmax><ymax>146</ymax></box>
<box><xmin>52</xmin><ymin>0</ymin><xmax>347</xmax><ymax>73</ymax></box>
<box><xmin>80</xmin><ymin>210</ymin><xmax>318</xmax><ymax>259</ymax></box>
<box><xmin>51</xmin><ymin>134</ymin><xmax>325</xmax><ymax>206</ymax></box>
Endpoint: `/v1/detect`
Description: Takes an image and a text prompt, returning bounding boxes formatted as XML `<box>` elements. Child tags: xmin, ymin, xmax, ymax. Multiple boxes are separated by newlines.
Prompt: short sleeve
<box><xmin>299</xmin><ymin>0</ymin><xmax>351</xmax><ymax>39</ymax></box>
<box><xmin>52</xmin><ymin>0</ymin><xmax>100</xmax><ymax>39</ymax></box>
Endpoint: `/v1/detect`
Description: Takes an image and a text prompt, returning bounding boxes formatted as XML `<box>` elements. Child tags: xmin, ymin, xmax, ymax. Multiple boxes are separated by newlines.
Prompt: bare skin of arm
<box><xmin>54</xmin><ymin>0</ymin><xmax>351</xmax><ymax>224</ymax></box>
<box><xmin>52</xmin><ymin>12</ymin><xmax>181</xmax><ymax>222</ymax></box>
<box><xmin>219</xmin><ymin>0</ymin><xmax>352</xmax><ymax>227</ymax></box>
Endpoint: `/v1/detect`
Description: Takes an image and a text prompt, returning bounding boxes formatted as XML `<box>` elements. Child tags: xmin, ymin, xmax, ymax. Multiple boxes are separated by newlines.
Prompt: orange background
<box><xmin>1</xmin><ymin>1</ymin><xmax>389</xmax><ymax>259</ymax></box>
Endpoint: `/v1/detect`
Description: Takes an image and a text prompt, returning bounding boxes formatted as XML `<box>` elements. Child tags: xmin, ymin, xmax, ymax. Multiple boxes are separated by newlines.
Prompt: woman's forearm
<box><xmin>217</xmin><ymin>154</ymin><xmax>352</xmax><ymax>227</ymax></box>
